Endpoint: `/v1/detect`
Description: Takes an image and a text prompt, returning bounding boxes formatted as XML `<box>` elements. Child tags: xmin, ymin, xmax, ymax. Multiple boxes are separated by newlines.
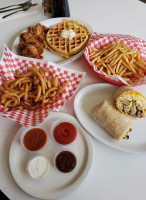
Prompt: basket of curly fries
<box><xmin>84</xmin><ymin>33</ymin><xmax>146</xmax><ymax>86</ymax></box>
<box><xmin>0</xmin><ymin>45</ymin><xmax>85</xmax><ymax>126</ymax></box>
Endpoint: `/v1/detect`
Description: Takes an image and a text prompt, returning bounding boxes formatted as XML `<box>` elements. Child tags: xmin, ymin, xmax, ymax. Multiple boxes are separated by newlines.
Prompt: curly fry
<box><xmin>35</xmin><ymin>84</ymin><xmax>41</xmax><ymax>102</ymax></box>
<box><xmin>1</xmin><ymin>93</ymin><xmax>20</xmax><ymax>104</ymax></box>
<box><xmin>40</xmin><ymin>68</ymin><xmax>53</xmax><ymax>74</ymax></box>
<box><xmin>24</xmin><ymin>83</ymin><xmax>29</xmax><ymax>101</ymax></box>
<box><xmin>14</xmin><ymin>71</ymin><xmax>32</xmax><ymax>78</ymax></box>
<box><xmin>3</xmin><ymin>95</ymin><xmax>20</xmax><ymax>109</ymax></box>
<box><xmin>39</xmin><ymin>70</ymin><xmax>47</xmax><ymax>89</ymax></box>
<box><xmin>10</xmin><ymin>106</ymin><xmax>24</xmax><ymax>111</ymax></box>
<box><xmin>27</xmin><ymin>94</ymin><xmax>36</xmax><ymax>99</ymax></box>
<box><xmin>4</xmin><ymin>80</ymin><xmax>20</xmax><ymax>94</ymax></box>
<box><xmin>33</xmin><ymin>78</ymin><xmax>40</xmax><ymax>85</ymax></box>
<box><xmin>19</xmin><ymin>92</ymin><xmax>25</xmax><ymax>98</ymax></box>
<box><xmin>10</xmin><ymin>78</ymin><xmax>30</xmax><ymax>89</ymax></box>
<box><xmin>3</xmin><ymin>100</ymin><xmax>13</xmax><ymax>109</ymax></box>
<box><xmin>43</xmin><ymin>96</ymin><xmax>56</xmax><ymax>104</ymax></box>
<box><xmin>28</xmin><ymin>67</ymin><xmax>45</xmax><ymax>95</ymax></box>
<box><xmin>28</xmin><ymin>82</ymin><xmax>32</xmax><ymax>91</ymax></box>
<box><xmin>0</xmin><ymin>64</ymin><xmax>70</xmax><ymax>111</ymax></box>
<box><xmin>0</xmin><ymin>85</ymin><xmax>5</xmax><ymax>93</ymax></box>
<box><xmin>48</xmin><ymin>91</ymin><xmax>56</xmax><ymax>97</ymax></box>
<box><xmin>43</xmin><ymin>87</ymin><xmax>58</xmax><ymax>99</ymax></box>
<box><xmin>22</xmin><ymin>103</ymin><xmax>41</xmax><ymax>110</ymax></box>
<box><xmin>8</xmin><ymin>99</ymin><xmax>19</xmax><ymax>108</ymax></box>
<box><xmin>57</xmin><ymin>81</ymin><xmax>70</xmax><ymax>93</ymax></box>
<box><xmin>47</xmin><ymin>80</ymin><xmax>51</xmax><ymax>88</ymax></box>
<box><xmin>52</xmin><ymin>77</ymin><xmax>58</xmax><ymax>87</ymax></box>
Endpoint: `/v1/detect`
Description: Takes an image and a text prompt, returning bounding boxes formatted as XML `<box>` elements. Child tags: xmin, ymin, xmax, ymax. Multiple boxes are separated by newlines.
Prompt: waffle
<box><xmin>45</xmin><ymin>19</ymin><xmax>90</xmax><ymax>58</ymax></box>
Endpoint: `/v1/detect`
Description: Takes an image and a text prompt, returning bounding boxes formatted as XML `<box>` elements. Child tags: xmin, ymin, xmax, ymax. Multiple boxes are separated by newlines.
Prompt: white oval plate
<box><xmin>12</xmin><ymin>17</ymin><xmax>93</xmax><ymax>65</ymax></box>
<box><xmin>9</xmin><ymin>112</ymin><xmax>93</xmax><ymax>200</ymax></box>
<box><xmin>74</xmin><ymin>83</ymin><xmax>146</xmax><ymax>154</ymax></box>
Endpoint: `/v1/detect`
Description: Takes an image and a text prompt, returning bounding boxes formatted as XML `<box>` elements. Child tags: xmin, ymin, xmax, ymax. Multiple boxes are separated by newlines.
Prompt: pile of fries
<box><xmin>0</xmin><ymin>65</ymin><xmax>69</xmax><ymax>111</ymax></box>
<box><xmin>88</xmin><ymin>39</ymin><xmax>146</xmax><ymax>83</ymax></box>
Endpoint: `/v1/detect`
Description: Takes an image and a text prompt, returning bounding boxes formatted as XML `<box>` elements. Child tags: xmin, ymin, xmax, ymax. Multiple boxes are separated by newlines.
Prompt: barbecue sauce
<box><xmin>55</xmin><ymin>151</ymin><xmax>76</xmax><ymax>173</ymax></box>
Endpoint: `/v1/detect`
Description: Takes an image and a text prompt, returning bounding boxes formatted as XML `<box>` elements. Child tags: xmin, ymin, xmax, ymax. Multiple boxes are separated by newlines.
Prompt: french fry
<box><xmin>88</xmin><ymin>39</ymin><xmax>146</xmax><ymax>83</ymax></box>
<box><xmin>115</xmin><ymin>59</ymin><xmax>122</xmax><ymax>73</ymax></box>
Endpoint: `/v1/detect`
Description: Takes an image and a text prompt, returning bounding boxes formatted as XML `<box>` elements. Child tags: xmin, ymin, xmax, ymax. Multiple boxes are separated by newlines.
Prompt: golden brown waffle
<box><xmin>45</xmin><ymin>19</ymin><xmax>90</xmax><ymax>58</ymax></box>
<box><xmin>68</xmin><ymin>20</ymin><xmax>90</xmax><ymax>56</ymax></box>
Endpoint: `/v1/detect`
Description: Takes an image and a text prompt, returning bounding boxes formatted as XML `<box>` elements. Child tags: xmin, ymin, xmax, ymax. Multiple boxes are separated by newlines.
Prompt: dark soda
<box><xmin>52</xmin><ymin>0</ymin><xmax>70</xmax><ymax>18</ymax></box>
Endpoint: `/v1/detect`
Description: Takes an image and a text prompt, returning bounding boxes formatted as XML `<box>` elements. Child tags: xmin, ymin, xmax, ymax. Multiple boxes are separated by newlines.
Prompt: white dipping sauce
<box><xmin>27</xmin><ymin>156</ymin><xmax>50</xmax><ymax>179</ymax></box>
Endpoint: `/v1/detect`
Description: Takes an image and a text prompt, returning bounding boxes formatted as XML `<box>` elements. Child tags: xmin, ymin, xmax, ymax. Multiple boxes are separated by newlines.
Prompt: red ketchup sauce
<box><xmin>53</xmin><ymin>122</ymin><xmax>77</xmax><ymax>145</ymax></box>
<box><xmin>23</xmin><ymin>128</ymin><xmax>47</xmax><ymax>151</ymax></box>
<box><xmin>55</xmin><ymin>151</ymin><xmax>76</xmax><ymax>173</ymax></box>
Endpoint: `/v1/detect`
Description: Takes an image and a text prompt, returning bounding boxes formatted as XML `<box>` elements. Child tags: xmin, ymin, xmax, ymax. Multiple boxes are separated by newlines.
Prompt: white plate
<box><xmin>12</xmin><ymin>17</ymin><xmax>93</xmax><ymax>65</ymax></box>
<box><xmin>9</xmin><ymin>112</ymin><xmax>93</xmax><ymax>200</ymax></box>
<box><xmin>74</xmin><ymin>83</ymin><xmax>146</xmax><ymax>154</ymax></box>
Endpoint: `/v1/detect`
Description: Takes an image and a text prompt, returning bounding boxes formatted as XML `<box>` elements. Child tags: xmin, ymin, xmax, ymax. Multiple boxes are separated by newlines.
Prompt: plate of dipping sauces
<box><xmin>9</xmin><ymin>112</ymin><xmax>93</xmax><ymax>200</ymax></box>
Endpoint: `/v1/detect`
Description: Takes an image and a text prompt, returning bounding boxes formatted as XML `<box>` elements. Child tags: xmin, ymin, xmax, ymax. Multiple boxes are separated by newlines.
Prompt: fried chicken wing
<box><xmin>28</xmin><ymin>23</ymin><xmax>49</xmax><ymax>42</ymax></box>
<box><xmin>18</xmin><ymin>23</ymin><xmax>49</xmax><ymax>59</ymax></box>
<box><xmin>22</xmin><ymin>44</ymin><xmax>43</xmax><ymax>59</ymax></box>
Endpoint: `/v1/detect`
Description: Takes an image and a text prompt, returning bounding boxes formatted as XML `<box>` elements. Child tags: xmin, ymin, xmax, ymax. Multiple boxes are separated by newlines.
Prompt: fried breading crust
<box><xmin>18</xmin><ymin>23</ymin><xmax>49</xmax><ymax>59</ymax></box>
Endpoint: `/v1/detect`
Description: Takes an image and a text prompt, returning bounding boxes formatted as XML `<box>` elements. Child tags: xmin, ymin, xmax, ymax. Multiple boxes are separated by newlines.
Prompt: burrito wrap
<box><xmin>91</xmin><ymin>99</ymin><xmax>135</xmax><ymax>140</ymax></box>
<box><xmin>113</xmin><ymin>86</ymin><xmax>146</xmax><ymax>118</ymax></box>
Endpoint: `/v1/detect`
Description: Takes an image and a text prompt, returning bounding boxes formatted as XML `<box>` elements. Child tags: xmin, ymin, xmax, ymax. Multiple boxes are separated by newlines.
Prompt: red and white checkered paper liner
<box><xmin>84</xmin><ymin>32</ymin><xmax>146</xmax><ymax>86</ymax></box>
<box><xmin>0</xmin><ymin>45</ymin><xmax>85</xmax><ymax>127</ymax></box>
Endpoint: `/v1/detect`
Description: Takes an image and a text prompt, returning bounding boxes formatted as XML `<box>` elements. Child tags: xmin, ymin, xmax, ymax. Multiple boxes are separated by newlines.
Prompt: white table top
<box><xmin>0</xmin><ymin>0</ymin><xmax>146</xmax><ymax>200</ymax></box>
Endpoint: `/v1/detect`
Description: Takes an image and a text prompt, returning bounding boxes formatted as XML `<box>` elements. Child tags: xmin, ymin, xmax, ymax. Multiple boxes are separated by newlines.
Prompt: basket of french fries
<box><xmin>84</xmin><ymin>33</ymin><xmax>146</xmax><ymax>85</ymax></box>
<box><xmin>0</xmin><ymin>45</ymin><xmax>85</xmax><ymax>127</ymax></box>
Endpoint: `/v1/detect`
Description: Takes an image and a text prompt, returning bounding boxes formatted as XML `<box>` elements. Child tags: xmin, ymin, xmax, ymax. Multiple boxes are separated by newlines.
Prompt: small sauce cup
<box><xmin>20</xmin><ymin>126</ymin><xmax>48</xmax><ymax>153</ymax></box>
<box><xmin>51</xmin><ymin>120</ymin><xmax>77</xmax><ymax>146</ymax></box>
<box><xmin>54</xmin><ymin>149</ymin><xmax>77</xmax><ymax>173</ymax></box>
<box><xmin>26</xmin><ymin>155</ymin><xmax>50</xmax><ymax>180</ymax></box>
